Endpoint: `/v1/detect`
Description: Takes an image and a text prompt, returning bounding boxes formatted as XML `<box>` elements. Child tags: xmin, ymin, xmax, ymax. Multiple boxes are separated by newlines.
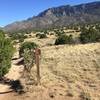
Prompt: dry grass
<box><xmin>39</xmin><ymin>43</ymin><xmax>100</xmax><ymax>99</ymax></box>
<box><xmin>20</xmin><ymin>43</ymin><xmax>100</xmax><ymax>100</ymax></box>
<box><xmin>0</xmin><ymin>32</ymin><xmax>100</xmax><ymax>100</ymax></box>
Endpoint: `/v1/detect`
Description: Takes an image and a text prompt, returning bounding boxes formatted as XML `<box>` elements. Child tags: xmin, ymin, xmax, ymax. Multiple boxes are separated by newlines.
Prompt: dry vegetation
<box><xmin>0</xmin><ymin>29</ymin><xmax>100</xmax><ymax>100</ymax></box>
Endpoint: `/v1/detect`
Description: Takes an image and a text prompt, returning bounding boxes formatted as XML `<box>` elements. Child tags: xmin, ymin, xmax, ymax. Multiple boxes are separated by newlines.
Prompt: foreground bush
<box><xmin>19</xmin><ymin>42</ymin><xmax>37</xmax><ymax>72</ymax></box>
<box><xmin>0</xmin><ymin>30</ymin><xmax>14</xmax><ymax>77</ymax></box>
<box><xmin>19</xmin><ymin>42</ymin><xmax>37</xmax><ymax>57</ymax></box>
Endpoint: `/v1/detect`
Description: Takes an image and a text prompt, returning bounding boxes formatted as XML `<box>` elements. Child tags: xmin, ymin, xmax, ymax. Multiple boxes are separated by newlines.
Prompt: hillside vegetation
<box><xmin>0</xmin><ymin>24</ymin><xmax>100</xmax><ymax>100</ymax></box>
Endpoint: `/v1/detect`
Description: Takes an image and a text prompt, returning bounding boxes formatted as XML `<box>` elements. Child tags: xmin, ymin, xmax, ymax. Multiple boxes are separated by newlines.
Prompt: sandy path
<box><xmin>0</xmin><ymin>52</ymin><xmax>24</xmax><ymax>99</ymax></box>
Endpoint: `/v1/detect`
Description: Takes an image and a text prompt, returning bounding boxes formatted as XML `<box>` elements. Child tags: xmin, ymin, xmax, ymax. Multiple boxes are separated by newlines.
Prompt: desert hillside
<box><xmin>1</xmin><ymin>1</ymin><xmax>100</xmax><ymax>100</ymax></box>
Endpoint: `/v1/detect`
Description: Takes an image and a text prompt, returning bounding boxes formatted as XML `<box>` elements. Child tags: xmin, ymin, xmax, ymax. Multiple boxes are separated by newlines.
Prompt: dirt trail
<box><xmin>0</xmin><ymin>52</ymin><xmax>24</xmax><ymax>100</ymax></box>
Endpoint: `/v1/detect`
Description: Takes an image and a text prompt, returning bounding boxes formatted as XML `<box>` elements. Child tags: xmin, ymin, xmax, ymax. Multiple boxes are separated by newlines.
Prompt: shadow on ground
<box><xmin>0</xmin><ymin>78</ymin><xmax>24</xmax><ymax>94</ymax></box>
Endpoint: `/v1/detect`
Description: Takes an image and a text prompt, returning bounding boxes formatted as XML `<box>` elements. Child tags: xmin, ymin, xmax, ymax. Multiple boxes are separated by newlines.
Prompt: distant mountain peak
<box><xmin>4</xmin><ymin>1</ymin><xmax>100</xmax><ymax>32</ymax></box>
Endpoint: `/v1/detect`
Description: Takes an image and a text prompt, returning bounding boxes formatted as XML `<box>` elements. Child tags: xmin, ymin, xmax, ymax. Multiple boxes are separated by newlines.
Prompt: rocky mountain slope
<box><xmin>4</xmin><ymin>1</ymin><xmax>100</xmax><ymax>32</ymax></box>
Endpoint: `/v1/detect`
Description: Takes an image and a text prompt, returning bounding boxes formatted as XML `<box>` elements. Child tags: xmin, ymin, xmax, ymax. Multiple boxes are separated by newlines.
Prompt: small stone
<box><xmin>49</xmin><ymin>92</ymin><xmax>55</xmax><ymax>98</ymax></box>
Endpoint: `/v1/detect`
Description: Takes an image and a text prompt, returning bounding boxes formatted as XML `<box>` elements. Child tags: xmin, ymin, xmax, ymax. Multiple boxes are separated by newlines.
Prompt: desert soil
<box><xmin>0</xmin><ymin>41</ymin><xmax>100</xmax><ymax>100</ymax></box>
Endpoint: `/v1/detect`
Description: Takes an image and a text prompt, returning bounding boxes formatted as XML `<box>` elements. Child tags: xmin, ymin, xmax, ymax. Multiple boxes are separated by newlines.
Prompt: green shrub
<box><xmin>55</xmin><ymin>35</ymin><xmax>74</xmax><ymax>45</ymax></box>
<box><xmin>19</xmin><ymin>42</ymin><xmax>38</xmax><ymax>72</ymax></box>
<box><xmin>36</xmin><ymin>33</ymin><xmax>47</xmax><ymax>39</ymax></box>
<box><xmin>54</xmin><ymin>30</ymin><xmax>65</xmax><ymax>36</ymax></box>
<box><xmin>80</xmin><ymin>27</ymin><xmax>100</xmax><ymax>43</ymax></box>
<box><xmin>95</xmin><ymin>24</ymin><xmax>100</xmax><ymax>31</ymax></box>
<box><xmin>10</xmin><ymin>33</ymin><xmax>27</xmax><ymax>42</ymax></box>
<box><xmin>0</xmin><ymin>30</ymin><xmax>14</xmax><ymax>77</ymax></box>
<box><xmin>19</xmin><ymin>42</ymin><xmax>37</xmax><ymax>57</ymax></box>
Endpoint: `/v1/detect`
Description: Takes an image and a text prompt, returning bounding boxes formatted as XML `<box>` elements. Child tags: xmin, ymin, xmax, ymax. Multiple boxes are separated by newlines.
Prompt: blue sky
<box><xmin>0</xmin><ymin>0</ymin><xmax>98</xmax><ymax>26</ymax></box>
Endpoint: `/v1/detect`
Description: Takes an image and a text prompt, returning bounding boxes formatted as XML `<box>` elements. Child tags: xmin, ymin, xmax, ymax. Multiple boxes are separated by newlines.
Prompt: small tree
<box><xmin>80</xmin><ymin>27</ymin><xmax>100</xmax><ymax>43</ymax></box>
<box><xmin>19</xmin><ymin>42</ymin><xmax>37</xmax><ymax>72</ymax></box>
<box><xmin>0</xmin><ymin>30</ymin><xmax>14</xmax><ymax>77</ymax></box>
<box><xmin>55</xmin><ymin>35</ymin><xmax>74</xmax><ymax>45</ymax></box>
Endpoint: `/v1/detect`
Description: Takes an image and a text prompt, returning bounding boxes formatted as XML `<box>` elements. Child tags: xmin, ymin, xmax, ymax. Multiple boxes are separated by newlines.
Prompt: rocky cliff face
<box><xmin>4</xmin><ymin>1</ymin><xmax>100</xmax><ymax>32</ymax></box>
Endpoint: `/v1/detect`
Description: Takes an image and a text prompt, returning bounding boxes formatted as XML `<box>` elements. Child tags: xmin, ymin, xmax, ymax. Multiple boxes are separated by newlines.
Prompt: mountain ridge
<box><xmin>4</xmin><ymin>1</ymin><xmax>100</xmax><ymax>32</ymax></box>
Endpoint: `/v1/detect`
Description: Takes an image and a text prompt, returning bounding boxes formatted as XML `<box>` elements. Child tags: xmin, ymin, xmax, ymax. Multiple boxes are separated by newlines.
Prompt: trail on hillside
<box><xmin>0</xmin><ymin>52</ymin><xmax>24</xmax><ymax>100</ymax></box>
